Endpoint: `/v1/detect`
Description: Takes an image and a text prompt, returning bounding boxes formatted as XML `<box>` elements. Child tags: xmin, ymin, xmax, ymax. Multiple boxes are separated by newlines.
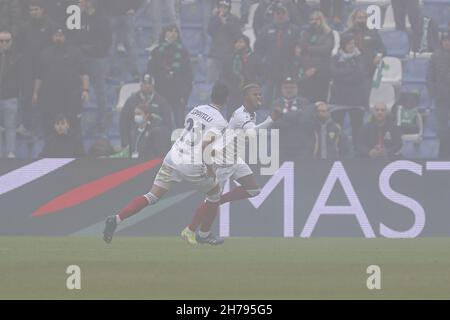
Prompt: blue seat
<box><xmin>402</xmin><ymin>57</ymin><xmax>430</xmax><ymax>84</ymax></box>
<box><xmin>423</xmin><ymin>0</ymin><xmax>450</xmax><ymax>31</ymax></box>
<box><xmin>380</xmin><ymin>30</ymin><xmax>410</xmax><ymax>58</ymax></box>
<box><xmin>401</xmin><ymin>84</ymin><xmax>433</xmax><ymax>110</ymax></box>
<box><xmin>183</xmin><ymin>27</ymin><xmax>207</xmax><ymax>56</ymax></box>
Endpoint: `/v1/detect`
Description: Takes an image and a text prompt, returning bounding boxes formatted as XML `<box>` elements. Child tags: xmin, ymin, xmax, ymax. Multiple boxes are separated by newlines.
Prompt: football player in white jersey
<box><xmin>185</xmin><ymin>83</ymin><xmax>282</xmax><ymax>243</ymax></box>
<box><xmin>103</xmin><ymin>83</ymin><xmax>230</xmax><ymax>245</ymax></box>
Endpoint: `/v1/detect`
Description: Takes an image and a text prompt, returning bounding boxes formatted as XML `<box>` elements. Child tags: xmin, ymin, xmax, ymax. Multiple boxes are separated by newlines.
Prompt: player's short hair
<box><xmin>242</xmin><ymin>83</ymin><xmax>261</xmax><ymax>94</ymax></box>
<box><xmin>211</xmin><ymin>82</ymin><xmax>229</xmax><ymax>106</ymax></box>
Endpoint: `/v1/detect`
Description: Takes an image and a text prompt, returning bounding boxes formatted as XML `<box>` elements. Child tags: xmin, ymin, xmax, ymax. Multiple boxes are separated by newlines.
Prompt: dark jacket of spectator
<box><xmin>412</xmin><ymin>15</ymin><xmax>440</xmax><ymax>53</ymax></box>
<box><xmin>37</xmin><ymin>42</ymin><xmax>87</xmax><ymax>137</ymax></box>
<box><xmin>44</xmin><ymin>0</ymin><xmax>74</xmax><ymax>26</ymax></box>
<box><xmin>68</xmin><ymin>7</ymin><xmax>113</xmax><ymax>58</ymax></box>
<box><xmin>253</xmin><ymin>0</ymin><xmax>307</xmax><ymax>35</ymax></box>
<box><xmin>222</xmin><ymin>38</ymin><xmax>259</xmax><ymax>114</ymax></box>
<box><xmin>306</xmin><ymin>116</ymin><xmax>346</xmax><ymax>159</ymax></box>
<box><xmin>41</xmin><ymin>131</ymin><xmax>85</xmax><ymax>158</ymax></box>
<box><xmin>120</xmin><ymin>91</ymin><xmax>174</xmax><ymax>148</ymax></box>
<box><xmin>254</xmin><ymin>21</ymin><xmax>300</xmax><ymax>85</ymax></box>
<box><xmin>148</xmin><ymin>28</ymin><xmax>193</xmax><ymax>127</ymax></box>
<box><xmin>0</xmin><ymin>0</ymin><xmax>23</xmax><ymax>36</ymax></box>
<box><xmin>272</xmin><ymin>106</ymin><xmax>314</xmax><ymax>161</ymax></box>
<box><xmin>129</xmin><ymin>122</ymin><xmax>170</xmax><ymax>159</ymax></box>
<box><xmin>0</xmin><ymin>45</ymin><xmax>21</xmax><ymax>100</ymax></box>
<box><xmin>298</xmin><ymin>21</ymin><xmax>333</xmax><ymax>102</ymax></box>
<box><xmin>330</xmin><ymin>48</ymin><xmax>368</xmax><ymax>107</ymax></box>
<box><xmin>356</xmin><ymin>116</ymin><xmax>402</xmax><ymax>158</ymax></box>
<box><xmin>207</xmin><ymin>9</ymin><xmax>242</xmax><ymax>62</ymax></box>
<box><xmin>427</xmin><ymin>47</ymin><xmax>450</xmax><ymax>104</ymax></box>
<box><xmin>346</xmin><ymin>26</ymin><xmax>386</xmax><ymax>77</ymax></box>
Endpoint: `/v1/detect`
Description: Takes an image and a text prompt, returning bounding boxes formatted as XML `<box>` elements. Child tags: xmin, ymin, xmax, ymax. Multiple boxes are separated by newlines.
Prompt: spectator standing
<box><xmin>143</xmin><ymin>0</ymin><xmax>181</xmax><ymax>48</ymax></box>
<box><xmin>221</xmin><ymin>34</ymin><xmax>259</xmax><ymax>117</ymax></box>
<box><xmin>148</xmin><ymin>25</ymin><xmax>193</xmax><ymax>128</ymax></box>
<box><xmin>298</xmin><ymin>10</ymin><xmax>334</xmax><ymax>103</ymax></box>
<box><xmin>254</xmin><ymin>3</ymin><xmax>300</xmax><ymax>107</ymax></box>
<box><xmin>16</xmin><ymin>0</ymin><xmax>56</xmax><ymax>136</ymax></box>
<box><xmin>120</xmin><ymin>73</ymin><xmax>174</xmax><ymax>149</ymax></box>
<box><xmin>0</xmin><ymin>28</ymin><xmax>20</xmax><ymax>158</ymax></box>
<box><xmin>103</xmin><ymin>0</ymin><xmax>142</xmax><ymax>81</ymax></box>
<box><xmin>33</xmin><ymin>29</ymin><xmax>89</xmax><ymax>140</ymax></box>
<box><xmin>346</xmin><ymin>9</ymin><xmax>386</xmax><ymax>80</ymax></box>
<box><xmin>427</xmin><ymin>33</ymin><xmax>450</xmax><ymax>158</ymax></box>
<box><xmin>412</xmin><ymin>15</ymin><xmax>440</xmax><ymax>54</ymax></box>
<box><xmin>391</xmin><ymin>0</ymin><xmax>421</xmax><ymax>34</ymax></box>
<box><xmin>330</xmin><ymin>34</ymin><xmax>368</xmax><ymax>145</ymax></box>
<box><xmin>68</xmin><ymin>0</ymin><xmax>113</xmax><ymax>136</ymax></box>
<box><xmin>207</xmin><ymin>0</ymin><xmax>242</xmax><ymax>84</ymax></box>
<box><xmin>0</xmin><ymin>0</ymin><xmax>23</xmax><ymax>36</ymax></box>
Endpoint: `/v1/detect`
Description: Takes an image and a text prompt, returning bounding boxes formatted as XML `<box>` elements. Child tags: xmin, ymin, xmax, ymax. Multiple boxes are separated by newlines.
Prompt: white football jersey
<box><xmin>228</xmin><ymin>106</ymin><xmax>257</xmax><ymax>130</ymax></box>
<box><xmin>167</xmin><ymin>104</ymin><xmax>228</xmax><ymax>166</ymax></box>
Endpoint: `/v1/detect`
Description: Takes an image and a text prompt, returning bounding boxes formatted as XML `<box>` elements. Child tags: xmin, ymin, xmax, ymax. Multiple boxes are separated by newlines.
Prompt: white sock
<box><xmin>116</xmin><ymin>215</ymin><xmax>122</xmax><ymax>224</ymax></box>
<box><xmin>198</xmin><ymin>231</ymin><xmax>210</xmax><ymax>238</ymax></box>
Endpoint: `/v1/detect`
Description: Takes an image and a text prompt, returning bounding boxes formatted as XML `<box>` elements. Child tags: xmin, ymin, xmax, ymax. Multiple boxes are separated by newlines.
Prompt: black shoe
<box><xmin>103</xmin><ymin>216</ymin><xmax>117</xmax><ymax>244</ymax></box>
<box><xmin>196</xmin><ymin>233</ymin><xmax>225</xmax><ymax>246</ymax></box>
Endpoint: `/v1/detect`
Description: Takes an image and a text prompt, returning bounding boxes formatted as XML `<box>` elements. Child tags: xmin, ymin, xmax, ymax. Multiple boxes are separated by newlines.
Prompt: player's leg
<box><xmin>185</xmin><ymin>166</ymin><xmax>230</xmax><ymax>236</ymax></box>
<box><xmin>219</xmin><ymin>172</ymin><xmax>261</xmax><ymax>205</ymax></box>
<box><xmin>103</xmin><ymin>163</ymin><xmax>174</xmax><ymax>244</ymax></box>
<box><xmin>195</xmin><ymin>183</ymin><xmax>225</xmax><ymax>245</ymax></box>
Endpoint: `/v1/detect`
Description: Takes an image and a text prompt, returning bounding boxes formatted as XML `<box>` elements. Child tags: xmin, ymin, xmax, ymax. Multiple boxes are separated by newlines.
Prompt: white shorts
<box><xmin>154</xmin><ymin>159</ymin><xmax>218</xmax><ymax>194</ymax></box>
<box><xmin>215</xmin><ymin>163</ymin><xmax>253</xmax><ymax>188</ymax></box>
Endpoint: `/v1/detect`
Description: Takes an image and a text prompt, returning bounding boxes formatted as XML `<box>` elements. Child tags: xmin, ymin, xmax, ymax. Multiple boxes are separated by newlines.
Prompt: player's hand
<box><xmin>271</xmin><ymin>107</ymin><xmax>283</xmax><ymax>121</ymax></box>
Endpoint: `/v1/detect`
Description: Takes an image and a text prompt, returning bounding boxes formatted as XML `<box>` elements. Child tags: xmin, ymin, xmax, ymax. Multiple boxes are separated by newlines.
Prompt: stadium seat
<box><xmin>378</xmin><ymin>56</ymin><xmax>402</xmax><ymax>87</ymax></box>
<box><xmin>380</xmin><ymin>30</ymin><xmax>410</xmax><ymax>58</ymax></box>
<box><xmin>115</xmin><ymin>83</ymin><xmax>140</xmax><ymax>111</ymax></box>
<box><xmin>403</xmin><ymin>56</ymin><xmax>431</xmax><ymax>84</ymax></box>
<box><xmin>369</xmin><ymin>83</ymin><xmax>396</xmax><ymax>112</ymax></box>
<box><xmin>401</xmin><ymin>84</ymin><xmax>433</xmax><ymax>110</ymax></box>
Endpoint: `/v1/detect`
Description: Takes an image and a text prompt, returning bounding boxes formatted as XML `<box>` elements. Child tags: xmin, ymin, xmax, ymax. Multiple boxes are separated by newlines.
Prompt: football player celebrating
<box><xmin>183</xmin><ymin>83</ymin><xmax>282</xmax><ymax>245</ymax></box>
<box><xmin>103</xmin><ymin>82</ymin><xmax>230</xmax><ymax>245</ymax></box>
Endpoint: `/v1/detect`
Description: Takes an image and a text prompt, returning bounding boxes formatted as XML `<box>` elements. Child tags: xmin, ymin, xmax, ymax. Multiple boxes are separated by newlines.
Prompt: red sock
<box><xmin>199</xmin><ymin>201</ymin><xmax>220</xmax><ymax>233</ymax></box>
<box><xmin>220</xmin><ymin>187</ymin><xmax>251</xmax><ymax>205</ymax></box>
<box><xmin>118</xmin><ymin>196</ymin><xmax>149</xmax><ymax>221</ymax></box>
<box><xmin>188</xmin><ymin>202</ymin><xmax>207</xmax><ymax>232</ymax></box>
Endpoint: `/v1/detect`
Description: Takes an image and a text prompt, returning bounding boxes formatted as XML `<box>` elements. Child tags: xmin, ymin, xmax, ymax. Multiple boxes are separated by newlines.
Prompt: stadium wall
<box><xmin>1</xmin><ymin>159</ymin><xmax>450</xmax><ymax>237</ymax></box>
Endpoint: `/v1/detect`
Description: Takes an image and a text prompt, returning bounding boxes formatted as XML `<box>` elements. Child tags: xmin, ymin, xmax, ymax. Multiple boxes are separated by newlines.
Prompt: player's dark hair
<box><xmin>211</xmin><ymin>82</ymin><xmax>229</xmax><ymax>106</ymax></box>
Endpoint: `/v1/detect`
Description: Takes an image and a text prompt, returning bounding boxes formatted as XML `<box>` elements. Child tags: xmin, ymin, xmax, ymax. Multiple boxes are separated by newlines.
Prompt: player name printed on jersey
<box><xmin>168</xmin><ymin>104</ymin><xmax>280</xmax><ymax>175</ymax></box>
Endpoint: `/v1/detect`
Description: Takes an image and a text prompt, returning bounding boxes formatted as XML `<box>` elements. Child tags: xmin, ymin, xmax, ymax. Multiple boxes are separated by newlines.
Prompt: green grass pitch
<box><xmin>0</xmin><ymin>237</ymin><xmax>449</xmax><ymax>300</ymax></box>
